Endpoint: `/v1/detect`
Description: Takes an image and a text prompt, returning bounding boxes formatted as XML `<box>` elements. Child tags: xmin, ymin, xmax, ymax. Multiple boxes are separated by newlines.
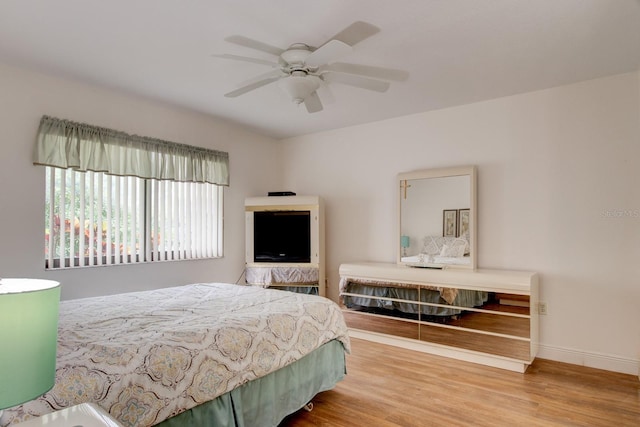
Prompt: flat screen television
<box><xmin>253</xmin><ymin>210</ymin><xmax>311</xmax><ymax>263</ymax></box>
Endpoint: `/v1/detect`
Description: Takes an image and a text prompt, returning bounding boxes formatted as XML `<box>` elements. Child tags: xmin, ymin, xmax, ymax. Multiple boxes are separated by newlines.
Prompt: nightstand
<box><xmin>14</xmin><ymin>403</ymin><xmax>123</xmax><ymax>427</ymax></box>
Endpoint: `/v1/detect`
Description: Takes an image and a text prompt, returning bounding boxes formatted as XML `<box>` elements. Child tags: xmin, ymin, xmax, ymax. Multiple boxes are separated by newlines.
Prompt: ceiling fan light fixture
<box><xmin>278</xmin><ymin>73</ymin><xmax>320</xmax><ymax>104</ymax></box>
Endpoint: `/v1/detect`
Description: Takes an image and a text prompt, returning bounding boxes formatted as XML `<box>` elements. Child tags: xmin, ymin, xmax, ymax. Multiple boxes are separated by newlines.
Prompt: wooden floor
<box><xmin>280</xmin><ymin>338</ymin><xmax>640</xmax><ymax>427</ymax></box>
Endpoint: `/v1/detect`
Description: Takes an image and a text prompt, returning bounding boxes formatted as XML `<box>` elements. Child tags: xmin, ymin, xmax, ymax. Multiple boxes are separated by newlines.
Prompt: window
<box><xmin>35</xmin><ymin>116</ymin><xmax>229</xmax><ymax>270</ymax></box>
<box><xmin>45</xmin><ymin>168</ymin><xmax>223</xmax><ymax>268</ymax></box>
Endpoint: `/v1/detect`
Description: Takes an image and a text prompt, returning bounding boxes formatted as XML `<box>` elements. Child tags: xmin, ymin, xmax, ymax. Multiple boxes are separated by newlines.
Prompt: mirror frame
<box><xmin>397</xmin><ymin>165</ymin><xmax>477</xmax><ymax>270</ymax></box>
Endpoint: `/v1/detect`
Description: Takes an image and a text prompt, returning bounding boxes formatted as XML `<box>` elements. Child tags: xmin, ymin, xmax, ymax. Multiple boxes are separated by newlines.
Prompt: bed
<box><xmin>1</xmin><ymin>283</ymin><xmax>350</xmax><ymax>427</ymax></box>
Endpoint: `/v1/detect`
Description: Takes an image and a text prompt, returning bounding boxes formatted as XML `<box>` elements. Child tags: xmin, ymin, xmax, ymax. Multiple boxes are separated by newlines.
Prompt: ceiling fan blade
<box><xmin>317</xmin><ymin>81</ymin><xmax>336</xmax><ymax>105</ymax></box>
<box><xmin>224</xmin><ymin>76</ymin><xmax>282</xmax><ymax>98</ymax></box>
<box><xmin>304</xmin><ymin>91</ymin><xmax>323</xmax><ymax>113</ymax></box>
<box><xmin>305</xmin><ymin>39</ymin><xmax>352</xmax><ymax>67</ymax></box>
<box><xmin>322</xmin><ymin>73</ymin><xmax>390</xmax><ymax>92</ymax></box>
<box><xmin>224</xmin><ymin>35</ymin><xmax>285</xmax><ymax>57</ymax></box>
<box><xmin>236</xmin><ymin>69</ymin><xmax>286</xmax><ymax>88</ymax></box>
<box><xmin>327</xmin><ymin>21</ymin><xmax>380</xmax><ymax>47</ymax></box>
<box><xmin>212</xmin><ymin>54</ymin><xmax>279</xmax><ymax>67</ymax></box>
<box><xmin>323</xmin><ymin>62</ymin><xmax>409</xmax><ymax>82</ymax></box>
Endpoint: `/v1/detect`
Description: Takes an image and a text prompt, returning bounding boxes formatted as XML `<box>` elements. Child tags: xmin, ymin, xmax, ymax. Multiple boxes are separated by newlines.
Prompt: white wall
<box><xmin>279</xmin><ymin>71</ymin><xmax>640</xmax><ymax>375</ymax></box>
<box><xmin>0</xmin><ymin>63</ymin><xmax>281</xmax><ymax>300</ymax></box>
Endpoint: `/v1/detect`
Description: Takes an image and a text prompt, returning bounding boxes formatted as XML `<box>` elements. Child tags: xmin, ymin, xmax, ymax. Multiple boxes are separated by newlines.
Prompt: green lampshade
<box><xmin>0</xmin><ymin>279</ymin><xmax>60</xmax><ymax>410</ymax></box>
<box><xmin>400</xmin><ymin>235</ymin><xmax>410</xmax><ymax>248</ymax></box>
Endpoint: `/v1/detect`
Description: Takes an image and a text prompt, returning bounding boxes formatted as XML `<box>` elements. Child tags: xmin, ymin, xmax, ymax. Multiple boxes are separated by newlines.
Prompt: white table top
<box><xmin>13</xmin><ymin>403</ymin><xmax>123</xmax><ymax>427</ymax></box>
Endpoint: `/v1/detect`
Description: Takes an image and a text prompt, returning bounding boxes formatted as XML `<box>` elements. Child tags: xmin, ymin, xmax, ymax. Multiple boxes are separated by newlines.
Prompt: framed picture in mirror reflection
<box><xmin>458</xmin><ymin>209</ymin><xmax>470</xmax><ymax>237</ymax></box>
<box><xmin>443</xmin><ymin>209</ymin><xmax>457</xmax><ymax>237</ymax></box>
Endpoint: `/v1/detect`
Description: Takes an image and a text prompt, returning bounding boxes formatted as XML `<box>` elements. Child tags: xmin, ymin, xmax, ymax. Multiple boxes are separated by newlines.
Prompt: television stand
<box><xmin>245</xmin><ymin>196</ymin><xmax>325</xmax><ymax>296</ymax></box>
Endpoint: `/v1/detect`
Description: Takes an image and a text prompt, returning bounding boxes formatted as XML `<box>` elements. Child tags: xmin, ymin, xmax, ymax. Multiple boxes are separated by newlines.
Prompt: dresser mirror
<box><xmin>398</xmin><ymin>166</ymin><xmax>477</xmax><ymax>269</ymax></box>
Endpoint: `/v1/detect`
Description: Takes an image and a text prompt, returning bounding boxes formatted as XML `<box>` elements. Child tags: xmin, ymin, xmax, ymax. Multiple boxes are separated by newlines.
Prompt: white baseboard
<box><xmin>537</xmin><ymin>343</ymin><xmax>639</xmax><ymax>377</ymax></box>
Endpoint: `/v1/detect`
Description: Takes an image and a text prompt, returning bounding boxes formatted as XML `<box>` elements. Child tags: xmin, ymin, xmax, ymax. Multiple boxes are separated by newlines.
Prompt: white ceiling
<box><xmin>1</xmin><ymin>0</ymin><xmax>639</xmax><ymax>139</ymax></box>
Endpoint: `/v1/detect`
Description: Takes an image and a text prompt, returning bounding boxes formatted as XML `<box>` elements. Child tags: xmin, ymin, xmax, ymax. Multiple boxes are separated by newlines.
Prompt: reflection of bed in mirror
<box><xmin>340</xmin><ymin>277</ymin><xmax>487</xmax><ymax>318</ymax></box>
<box><xmin>400</xmin><ymin>235</ymin><xmax>471</xmax><ymax>267</ymax></box>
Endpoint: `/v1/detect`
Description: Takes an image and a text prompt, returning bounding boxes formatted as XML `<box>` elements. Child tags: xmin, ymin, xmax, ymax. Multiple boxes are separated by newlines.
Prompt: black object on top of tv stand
<box><xmin>268</xmin><ymin>191</ymin><xmax>296</xmax><ymax>196</ymax></box>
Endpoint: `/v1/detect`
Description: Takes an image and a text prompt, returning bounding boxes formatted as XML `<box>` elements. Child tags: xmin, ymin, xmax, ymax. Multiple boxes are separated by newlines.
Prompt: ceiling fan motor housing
<box><xmin>280</xmin><ymin>44</ymin><xmax>313</xmax><ymax>66</ymax></box>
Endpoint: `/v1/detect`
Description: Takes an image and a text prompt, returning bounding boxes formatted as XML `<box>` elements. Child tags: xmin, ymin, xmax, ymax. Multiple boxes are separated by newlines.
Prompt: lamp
<box><xmin>400</xmin><ymin>235</ymin><xmax>410</xmax><ymax>257</ymax></box>
<box><xmin>278</xmin><ymin>72</ymin><xmax>321</xmax><ymax>105</ymax></box>
<box><xmin>0</xmin><ymin>279</ymin><xmax>60</xmax><ymax>418</ymax></box>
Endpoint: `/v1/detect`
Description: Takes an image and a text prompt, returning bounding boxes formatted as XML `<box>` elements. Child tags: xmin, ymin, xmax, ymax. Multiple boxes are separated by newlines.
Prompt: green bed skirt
<box><xmin>270</xmin><ymin>285</ymin><xmax>318</xmax><ymax>295</ymax></box>
<box><xmin>156</xmin><ymin>339</ymin><xmax>347</xmax><ymax>427</ymax></box>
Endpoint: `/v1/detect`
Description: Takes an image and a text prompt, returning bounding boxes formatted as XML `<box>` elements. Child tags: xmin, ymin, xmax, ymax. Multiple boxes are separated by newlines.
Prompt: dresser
<box><xmin>339</xmin><ymin>262</ymin><xmax>538</xmax><ymax>372</ymax></box>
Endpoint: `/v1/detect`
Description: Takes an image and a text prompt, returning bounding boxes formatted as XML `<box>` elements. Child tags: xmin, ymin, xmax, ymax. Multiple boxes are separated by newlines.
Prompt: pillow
<box><xmin>423</xmin><ymin>235</ymin><xmax>470</xmax><ymax>256</ymax></box>
<box><xmin>440</xmin><ymin>241</ymin><xmax>466</xmax><ymax>258</ymax></box>
<box><xmin>459</xmin><ymin>231</ymin><xmax>471</xmax><ymax>255</ymax></box>
<box><xmin>422</xmin><ymin>236</ymin><xmax>442</xmax><ymax>255</ymax></box>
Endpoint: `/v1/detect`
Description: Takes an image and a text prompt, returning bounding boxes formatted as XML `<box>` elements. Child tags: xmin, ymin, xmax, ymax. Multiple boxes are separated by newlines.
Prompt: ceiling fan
<box><xmin>213</xmin><ymin>21</ymin><xmax>409</xmax><ymax>113</ymax></box>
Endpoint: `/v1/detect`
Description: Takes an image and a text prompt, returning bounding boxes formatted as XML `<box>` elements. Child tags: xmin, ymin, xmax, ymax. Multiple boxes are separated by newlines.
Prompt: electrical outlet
<box><xmin>538</xmin><ymin>302</ymin><xmax>548</xmax><ymax>315</ymax></box>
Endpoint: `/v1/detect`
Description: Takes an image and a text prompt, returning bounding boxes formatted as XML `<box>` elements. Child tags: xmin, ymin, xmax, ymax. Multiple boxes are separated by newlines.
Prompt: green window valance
<box><xmin>34</xmin><ymin>115</ymin><xmax>229</xmax><ymax>186</ymax></box>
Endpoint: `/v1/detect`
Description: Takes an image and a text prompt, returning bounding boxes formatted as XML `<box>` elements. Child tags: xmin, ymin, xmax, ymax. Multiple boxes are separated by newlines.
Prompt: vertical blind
<box><xmin>45</xmin><ymin>168</ymin><xmax>223</xmax><ymax>268</ymax></box>
<box><xmin>37</xmin><ymin>116</ymin><xmax>228</xmax><ymax>269</ymax></box>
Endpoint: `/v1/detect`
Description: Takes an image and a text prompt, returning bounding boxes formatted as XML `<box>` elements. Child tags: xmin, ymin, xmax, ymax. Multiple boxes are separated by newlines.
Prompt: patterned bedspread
<box><xmin>1</xmin><ymin>283</ymin><xmax>350</xmax><ymax>427</ymax></box>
